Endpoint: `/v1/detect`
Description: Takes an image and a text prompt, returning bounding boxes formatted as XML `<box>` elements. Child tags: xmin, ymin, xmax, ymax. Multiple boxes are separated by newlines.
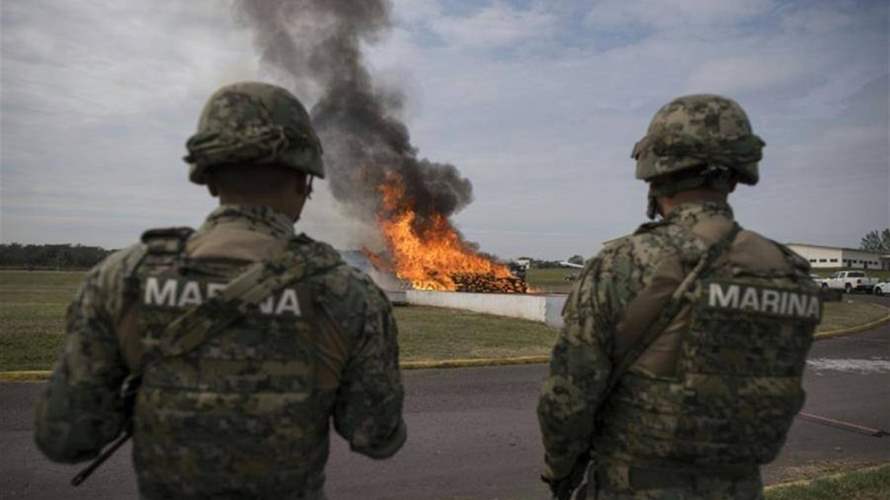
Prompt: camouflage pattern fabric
<box><xmin>35</xmin><ymin>205</ymin><xmax>405</xmax><ymax>499</ymax></box>
<box><xmin>593</xmin><ymin>464</ymin><xmax>765</xmax><ymax>500</ymax></box>
<box><xmin>184</xmin><ymin>81</ymin><xmax>325</xmax><ymax>184</ymax></box>
<box><xmin>632</xmin><ymin>94</ymin><xmax>765</xmax><ymax>186</ymax></box>
<box><xmin>538</xmin><ymin>202</ymin><xmax>818</xmax><ymax>500</ymax></box>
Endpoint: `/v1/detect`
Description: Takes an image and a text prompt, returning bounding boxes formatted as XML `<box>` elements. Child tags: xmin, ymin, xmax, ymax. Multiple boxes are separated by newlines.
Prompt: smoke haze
<box><xmin>234</xmin><ymin>0</ymin><xmax>474</xmax><ymax>235</ymax></box>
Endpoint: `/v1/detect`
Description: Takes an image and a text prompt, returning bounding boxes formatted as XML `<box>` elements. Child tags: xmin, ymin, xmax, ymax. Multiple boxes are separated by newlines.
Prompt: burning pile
<box><xmin>451</xmin><ymin>273</ymin><xmax>527</xmax><ymax>294</ymax></box>
<box><xmin>366</xmin><ymin>173</ymin><xmax>527</xmax><ymax>294</ymax></box>
<box><xmin>235</xmin><ymin>1</ymin><xmax>525</xmax><ymax>293</ymax></box>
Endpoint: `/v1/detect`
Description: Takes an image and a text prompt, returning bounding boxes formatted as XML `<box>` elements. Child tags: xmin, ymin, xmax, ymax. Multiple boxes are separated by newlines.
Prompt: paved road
<box><xmin>2</xmin><ymin>316</ymin><xmax>888</xmax><ymax>499</ymax></box>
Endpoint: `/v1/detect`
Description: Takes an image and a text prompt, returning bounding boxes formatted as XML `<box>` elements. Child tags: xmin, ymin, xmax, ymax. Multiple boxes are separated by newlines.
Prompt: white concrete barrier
<box><xmin>404</xmin><ymin>290</ymin><xmax>567</xmax><ymax>328</ymax></box>
<box><xmin>384</xmin><ymin>290</ymin><xmax>407</xmax><ymax>305</ymax></box>
<box><xmin>544</xmin><ymin>295</ymin><xmax>567</xmax><ymax>328</ymax></box>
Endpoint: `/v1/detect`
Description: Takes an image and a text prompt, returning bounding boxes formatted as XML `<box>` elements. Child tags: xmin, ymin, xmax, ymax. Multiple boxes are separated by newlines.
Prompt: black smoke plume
<box><xmin>234</xmin><ymin>0</ymin><xmax>473</xmax><ymax>233</ymax></box>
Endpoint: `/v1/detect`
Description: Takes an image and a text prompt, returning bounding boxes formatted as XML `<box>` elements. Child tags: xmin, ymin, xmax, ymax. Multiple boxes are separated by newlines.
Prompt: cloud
<box><xmin>1</xmin><ymin>1</ymin><xmax>256</xmax><ymax>121</ymax></box>
<box><xmin>736</xmin><ymin>71</ymin><xmax>889</xmax><ymax>246</ymax></box>
<box><xmin>586</xmin><ymin>0</ymin><xmax>776</xmax><ymax>30</ymax></box>
<box><xmin>1</xmin><ymin>0</ymin><xmax>257</xmax><ymax>247</ymax></box>
<box><xmin>392</xmin><ymin>0</ymin><xmax>442</xmax><ymax>24</ymax></box>
<box><xmin>686</xmin><ymin>55</ymin><xmax>810</xmax><ymax>95</ymax></box>
<box><xmin>365</xmin><ymin>0</ymin><xmax>888</xmax><ymax>257</ymax></box>
<box><xmin>781</xmin><ymin>4</ymin><xmax>856</xmax><ymax>34</ymax></box>
<box><xmin>429</xmin><ymin>1</ymin><xmax>557</xmax><ymax>49</ymax></box>
<box><xmin>2</xmin><ymin>0</ymin><xmax>887</xmax><ymax>260</ymax></box>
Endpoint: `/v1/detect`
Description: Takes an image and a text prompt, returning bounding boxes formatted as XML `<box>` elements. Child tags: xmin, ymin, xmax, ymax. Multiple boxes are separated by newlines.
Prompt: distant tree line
<box><xmin>0</xmin><ymin>243</ymin><xmax>112</xmax><ymax>270</ymax></box>
<box><xmin>567</xmin><ymin>255</ymin><xmax>585</xmax><ymax>265</ymax></box>
<box><xmin>861</xmin><ymin>228</ymin><xmax>890</xmax><ymax>253</ymax></box>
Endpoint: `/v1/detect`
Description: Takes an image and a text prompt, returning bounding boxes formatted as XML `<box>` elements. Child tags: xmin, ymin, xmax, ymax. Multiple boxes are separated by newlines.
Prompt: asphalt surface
<box><xmin>2</xmin><ymin>298</ymin><xmax>888</xmax><ymax>499</ymax></box>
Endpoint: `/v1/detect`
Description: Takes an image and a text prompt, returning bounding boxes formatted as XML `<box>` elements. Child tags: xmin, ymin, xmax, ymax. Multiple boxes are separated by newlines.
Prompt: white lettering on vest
<box><xmin>707</xmin><ymin>282</ymin><xmax>820</xmax><ymax>320</ymax></box>
<box><xmin>806</xmin><ymin>296</ymin><xmax>821</xmax><ymax>320</ymax></box>
<box><xmin>708</xmin><ymin>283</ymin><xmax>740</xmax><ymax>308</ymax></box>
<box><xmin>259</xmin><ymin>295</ymin><xmax>275</xmax><ymax>315</ymax></box>
<box><xmin>143</xmin><ymin>278</ymin><xmax>302</xmax><ymax>317</ymax></box>
<box><xmin>761</xmin><ymin>289</ymin><xmax>780</xmax><ymax>314</ymax></box>
<box><xmin>177</xmin><ymin>281</ymin><xmax>203</xmax><ymax>307</ymax></box>
<box><xmin>145</xmin><ymin>277</ymin><xmax>177</xmax><ymax>306</ymax></box>
<box><xmin>275</xmin><ymin>288</ymin><xmax>301</xmax><ymax>316</ymax></box>
<box><xmin>739</xmin><ymin>287</ymin><xmax>760</xmax><ymax>310</ymax></box>
<box><xmin>787</xmin><ymin>293</ymin><xmax>807</xmax><ymax>317</ymax></box>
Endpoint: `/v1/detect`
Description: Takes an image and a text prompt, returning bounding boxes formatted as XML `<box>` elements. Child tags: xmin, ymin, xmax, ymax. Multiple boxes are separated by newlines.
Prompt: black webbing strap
<box><xmin>156</xmin><ymin>252</ymin><xmax>306</xmax><ymax>358</ymax></box>
<box><xmin>601</xmin><ymin>222</ymin><xmax>741</xmax><ymax>401</ymax></box>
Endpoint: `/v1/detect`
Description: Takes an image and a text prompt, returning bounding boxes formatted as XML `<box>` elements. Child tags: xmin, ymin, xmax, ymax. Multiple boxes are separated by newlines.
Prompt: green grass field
<box><xmin>397</xmin><ymin>306</ymin><xmax>556</xmax><ymax>361</ymax></box>
<box><xmin>0</xmin><ymin>271</ymin><xmax>83</xmax><ymax>371</ymax></box>
<box><xmin>766</xmin><ymin>464</ymin><xmax>890</xmax><ymax>500</ymax></box>
<box><xmin>0</xmin><ymin>271</ymin><xmax>558</xmax><ymax>370</ymax></box>
<box><xmin>819</xmin><ymin>300</ymin><xmax>888</xmax><ymax>332</ymax></box>
<box><xmin>1</xmin><ymin>270</ymin><xmax>888</xmax><ymax>371</ymax></box>
<box><xmin>526</xmin><ymin>267</ymin><xmax>577</xmax><ymax>293</ymax></box>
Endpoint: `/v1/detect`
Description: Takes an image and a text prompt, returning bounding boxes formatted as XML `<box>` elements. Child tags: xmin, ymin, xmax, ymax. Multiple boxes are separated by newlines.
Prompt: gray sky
<box><xmin>2</xmin><ymin>0</ymin><xmax>888</xmax><ymax>260</ymax></box>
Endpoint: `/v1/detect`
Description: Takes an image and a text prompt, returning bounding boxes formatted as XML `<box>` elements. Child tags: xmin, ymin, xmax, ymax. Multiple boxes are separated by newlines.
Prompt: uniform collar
<box><xmin>663</xmin><ymin>201</ymin><xmax>734</xmax><ymax>228</ymax></box>
<box><xmin>199</xmin><ymin>204</ymin><xmax>296</xmax><ymax>239</ymax></box>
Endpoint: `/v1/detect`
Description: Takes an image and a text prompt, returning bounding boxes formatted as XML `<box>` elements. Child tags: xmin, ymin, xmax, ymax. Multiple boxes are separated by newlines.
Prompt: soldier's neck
<box><xmin>658</xmin><ymin>189</ymin><xmax>728</xmax><ymax>217</ymax></box>
<box><xmin>217</xmin><ymin>193</ymin><xmax>306</xmax><ymax>222</ymax></box>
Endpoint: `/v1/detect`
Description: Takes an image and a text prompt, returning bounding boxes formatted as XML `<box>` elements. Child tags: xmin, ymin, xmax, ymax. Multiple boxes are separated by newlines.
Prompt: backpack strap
<box><xmin>157</xmin><ymin>248</ymin><xmax>308</xmax><ymax>358</ymax></box>
<box><xmin>140</xmin><ymin>227</ymin><xmax>195</xmax><ymax>254</ymax></box>
<box><xmin>602</xmin><ymin>222</ymin><xmax>741</xmax><ymax>403</ymax></box>
<box><xmin>124</xmin><ymin>227</ymin><xmax>195</xmax><ymax>300</ymax></box>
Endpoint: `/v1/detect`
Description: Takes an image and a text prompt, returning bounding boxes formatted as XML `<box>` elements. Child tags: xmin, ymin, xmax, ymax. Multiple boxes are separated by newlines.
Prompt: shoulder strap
<box><xmin>124</xmin><ymin>227</ymin><xmax>195</xmax><ymax>299</ymax></box>
<box><xmin>770</xmin><ymin>239</ymin><xmax>812</xmax><ymax>273</ymax></box>
<box><xmin>602</xmin><ymin>222</ymin><xmax>741</xmax><ymax>400</ymax></box>
<box><xmin>140</xmin><ymin>227</ymin><xmax>195</xmax><ymax>254</ymax></box>
<box><xmin>156</xmin><ymin>248</ymin><xmax>308</xmax><ymax>359</ymax></box>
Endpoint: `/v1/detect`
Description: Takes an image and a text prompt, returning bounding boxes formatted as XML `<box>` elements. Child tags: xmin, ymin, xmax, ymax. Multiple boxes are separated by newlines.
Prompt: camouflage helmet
<box><xmin>632</xmin><ymin>94</ymin><xmax>764</xmax><ymax>187</ymax></box>
<box><xmin>184</xmin><ymin>81</ymin><xmax>324</xmax><ymax>184</ymax></box>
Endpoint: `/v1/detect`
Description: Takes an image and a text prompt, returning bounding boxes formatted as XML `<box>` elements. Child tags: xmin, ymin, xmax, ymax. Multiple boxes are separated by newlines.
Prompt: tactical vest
<box><xmin>596</xmin><ymin>218</ymin><xmax>820</xmax><ymax>468</ymax></box>
<box><xmin>127</xmin><ymin>227</ymin><xmax>336</xmax><ymax>499</ymax></box>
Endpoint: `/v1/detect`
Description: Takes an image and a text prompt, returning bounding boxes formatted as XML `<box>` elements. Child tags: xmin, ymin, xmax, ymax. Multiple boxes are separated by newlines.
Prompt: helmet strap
<box><xmin>650</xmin><ymin>165</ymin><xmax>737</xmax><ymax>196</ymax></box>
<box><xmin>646</xmin><ymin>191</ymin><xmax>659</xmax><ymax>220</ymax></box>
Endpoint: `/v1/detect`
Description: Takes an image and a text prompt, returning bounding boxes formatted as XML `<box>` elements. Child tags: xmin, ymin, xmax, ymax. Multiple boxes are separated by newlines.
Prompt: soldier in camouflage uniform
<box><xmin>35</xmin><ymin>81</ymin><xmax>406</xmax><ymax>499</ymax></box>
<box><xmin>538</xmin><ymin>95</ymin><xmax>820</xmax><ymax>499</ymax></box>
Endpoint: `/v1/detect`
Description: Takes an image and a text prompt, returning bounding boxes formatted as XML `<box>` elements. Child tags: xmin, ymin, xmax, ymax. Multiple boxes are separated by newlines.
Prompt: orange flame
<box><xmin>374</xmin><ymin>172</ymin><xmax>514</xmax><ymax>291</ymax></box>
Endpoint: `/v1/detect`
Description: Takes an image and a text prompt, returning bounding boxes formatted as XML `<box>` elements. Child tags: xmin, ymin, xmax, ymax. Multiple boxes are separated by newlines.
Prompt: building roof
<box><xmin>784</xmin><ymin>242</ymin><xmax>886</xmax><ymax>255</ymax></box>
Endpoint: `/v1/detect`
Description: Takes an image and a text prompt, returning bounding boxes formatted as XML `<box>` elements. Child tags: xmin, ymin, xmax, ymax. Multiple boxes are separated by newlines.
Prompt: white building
<box><xmin>785</xmin><ymin>243</ymin><xmax>889</xmax><ymax>270</ymax></box>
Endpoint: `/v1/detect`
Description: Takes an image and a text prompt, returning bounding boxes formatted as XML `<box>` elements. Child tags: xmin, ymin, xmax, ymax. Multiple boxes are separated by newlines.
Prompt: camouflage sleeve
<box><xmin>537</xmin><ymin>253</ymin><xmax>618</xmax><ymax>480</ymax></box>
<box><xmin>34</xmin><ymin>245</ymin><xmax>143</xmax><ymax>463</ymax></box>
<box><xmin>332</xmin><ymin>277</ymin><xmax>406</xmax><ymax>459</ymax></box>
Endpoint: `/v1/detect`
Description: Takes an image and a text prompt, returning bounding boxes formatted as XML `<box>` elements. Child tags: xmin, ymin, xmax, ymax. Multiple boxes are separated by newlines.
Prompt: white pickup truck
<box><xmin>814</xmin><ymin>271</ymin><xmax>879</xmax><ymax>293</ymax></box>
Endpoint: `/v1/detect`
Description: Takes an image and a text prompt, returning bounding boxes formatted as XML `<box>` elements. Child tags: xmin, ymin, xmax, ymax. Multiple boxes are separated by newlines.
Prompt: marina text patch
<box><xmin>143</xmin><ymin>277</ymin><xmax>302</xmax><ymax>317</ymax></box>
<box><xmin>705</xmin><ymin>282</ymin><xmax>820</xmax><ymax>321</ymax></box>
